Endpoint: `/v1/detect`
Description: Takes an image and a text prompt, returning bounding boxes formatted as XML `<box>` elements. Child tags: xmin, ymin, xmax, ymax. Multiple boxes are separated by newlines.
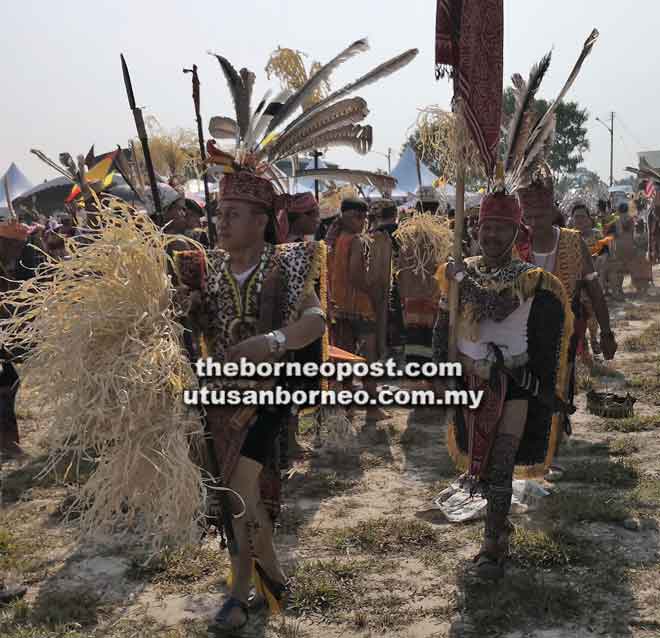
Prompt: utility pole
<box><xmin>610</xmin><ymin>111</ymin><xmax>614</xmax><ymax>188</ymax></box>
<box><xmin>596</xmin><ymin>112</ymin><xmax>615</xmax><ymax>186</ymax></box>
<box><xmin>312</xmin><ymin>150</ymin><xmax>323</xmax><ymax>202</ymax></box>
<box><xmin>387</xmin><ymin>147</ymin><xmax>392</xmax><ymax>174</ymax></box>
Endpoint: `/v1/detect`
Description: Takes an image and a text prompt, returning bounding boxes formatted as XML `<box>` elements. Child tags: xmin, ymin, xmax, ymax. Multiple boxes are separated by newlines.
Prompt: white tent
<box><xmin>0</xmin><ymin>163</ymin><xmax>33</xmax><ymax>217</ymax></box>
<box><xmin>390</xmin><ymin>146</ymin><xmax>438</xmax><ymax>196</ymax></box>
<box><xmin>293</xmin><ymin>158</ymin><xmax>330</xmax><ymax>194</ymax></box>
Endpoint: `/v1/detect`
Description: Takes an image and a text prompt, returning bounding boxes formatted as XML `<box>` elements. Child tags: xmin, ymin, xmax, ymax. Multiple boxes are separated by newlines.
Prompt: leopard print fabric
<box><xmin>203</xmin><ymin>241</ymin><xmax>321</xmax><ymax>363</ymax></box>
<box><xmin>458</xmin><ymin>257</ymin><xmax>537</xmax><ymax>323</ymax></box>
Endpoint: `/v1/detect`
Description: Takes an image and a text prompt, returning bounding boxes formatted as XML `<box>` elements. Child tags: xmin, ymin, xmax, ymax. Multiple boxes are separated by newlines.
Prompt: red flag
<box><xmin>436</xmin><ymin>0</ymin><xmax>503</xmax><ymax>176</ymax></box>
<box><xmin>645</xmin><ymin>180</ymin><xmax>656</xmax><ymax>200</ymax></box>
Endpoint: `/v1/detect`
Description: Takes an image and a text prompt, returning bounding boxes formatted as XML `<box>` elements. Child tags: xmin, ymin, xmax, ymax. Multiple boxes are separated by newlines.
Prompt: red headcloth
<box><xmin>219</xmin><ymin>171</ymin><xmax>277</xmax><ymax>209</ymax></box>
<box><xmin>479</xmin><ymin>192</ymin><xmax>522</xmax><ymax>226</ymax></box>
<box><xmin>517</xmin><ymin>182</ymin><xmax>554</xmax><ymax>212</ymax></box>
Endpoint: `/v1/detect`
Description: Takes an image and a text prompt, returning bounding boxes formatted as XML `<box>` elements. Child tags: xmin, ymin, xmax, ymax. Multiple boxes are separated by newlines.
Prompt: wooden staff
<box><xmin>447</xmin><ymin>103</ymin><xmax>466</xmax><ymax>363</ymax></box>
<box><xmin>4</xmin><ymin>175</ymin><xmax>16</xmax><ymax>220</ymax></box>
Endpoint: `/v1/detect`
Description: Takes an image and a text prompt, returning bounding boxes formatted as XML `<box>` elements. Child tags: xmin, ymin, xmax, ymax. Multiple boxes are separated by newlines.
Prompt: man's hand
<box><xmin>226</xmin><ymin>335</ymin><xmax>272</xmax><ymax>364</ymax></box>
<box><xmin>445</xmin><ymin>259</ymin><xmax>466</xmax><ymax>281</ymax></box>
<box><xmin>173</xmin><ymin>284</ymin><xmax>202</xmax><ymax>316</ymax></box>
<box><xmin>600</xmin><ymin>331</ymin><xmax>617</xmax><ymax>360</ymax></box>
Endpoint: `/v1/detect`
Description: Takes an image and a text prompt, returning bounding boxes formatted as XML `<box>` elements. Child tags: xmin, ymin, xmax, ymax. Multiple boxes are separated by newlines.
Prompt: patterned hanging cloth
<box><xmin>435</xmin><ymin>0</ymin><xmax>504</xmax><ymax>176</ymax></box>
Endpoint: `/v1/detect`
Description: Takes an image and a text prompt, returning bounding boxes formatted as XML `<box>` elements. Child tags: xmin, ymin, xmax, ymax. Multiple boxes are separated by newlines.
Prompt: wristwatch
<box><xmin>266</xmin><ymin>330</ymin><xmax>287</xmax><ymax>356</ymax></box>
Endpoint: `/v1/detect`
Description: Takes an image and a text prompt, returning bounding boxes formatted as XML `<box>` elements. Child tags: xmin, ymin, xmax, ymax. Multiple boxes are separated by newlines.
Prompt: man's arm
<box><xmin>349</xmin><ymin>235</ymin><xmax>370</xmax><ymax>292</ymax></box>
<box><xmin>280</xmin><ymin>291</ymin><xmax>326</xmax><ymax>350</ymax></box>
<box><xmin>580</xmin><ymin>239</ymin><xmax>617</xmax><ymax>359</ymax></box>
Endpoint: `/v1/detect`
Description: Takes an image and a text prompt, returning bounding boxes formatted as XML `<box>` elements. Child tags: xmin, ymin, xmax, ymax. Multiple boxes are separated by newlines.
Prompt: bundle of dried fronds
<box><xmin>131</xmin><ymin>116</ymin><xmax>200</xmax><ymax>179</ymax></box>
<box><xmin>0</xmin><ymin>201</ymin><xmax>207</xmax><ymax>556</ymax></box>
<box><xmin>394</xmin><ymin>212</ymin><xmax>452</xmax><ymax>280</ymax></box>
<box><xmin>265</xmin><ymin>47</ymin><xmax>330</xmax><ymax>111</ymax></box>
<box><xmin>413</xmin><ymin>107</ymin><xmax>485</xmax><ymax>184</ymax></box>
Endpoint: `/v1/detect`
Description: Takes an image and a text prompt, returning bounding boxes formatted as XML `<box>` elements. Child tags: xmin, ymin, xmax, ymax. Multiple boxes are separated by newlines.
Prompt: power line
<box><xmin>616</xmin><ymin>114</ymin><xmax>646</xmax><ymax>149</ymax></box>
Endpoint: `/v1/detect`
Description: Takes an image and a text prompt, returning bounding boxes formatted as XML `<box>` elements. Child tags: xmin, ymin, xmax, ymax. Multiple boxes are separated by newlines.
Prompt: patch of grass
<box><xmin>127</xmin><ymin>544</ymin><xmax>225</xmax><ymax>585</ymax></box>
<box><xmin>331</xmin><ymin>516</ymin><xmax>438</xmax><ymax>554</ymax></box>
<box><xmin>589</xmin><ymin>360</ymin><xmax>624</xmax><ymax>379</ymax></box>
<box><xmin>544</xmin><ymin>491</ymin><xmax>631</xmax><ymax>524</ymax></box>
<box><xmin>623</xmin><ymin>322</ymin><xmax>660</xmax><ymax>352</ymax></box>
<box><xmin>602</xmin><ymin>415</ymin><xmax>660</xmax><ymax>433</ymax></box>
<box><xmin>626</xmin><ymin>371</ymin><xmax>660</xmax><ymax>393</ymax></box>
<box><xmin>624</xmin><ymin>307</ymin><xmax>653</xmax><ymax>321</ymax></box>
<box><xmin>368</xmin><ymin>593</ymin><xmax>411</xmax><ymax>630</ymax></box>
<box><xmin>278</xmin><ymin>503</ymin><xmax>306</xmax><ymax>535</ymax></box>
<box><xmin>634</xmin><ymin>478</ymin><xmax>660</xmax><ymax>509</ymax></box>
<box><xmin>31</xmin><ymin>590</ymin><xmax>101</xmax><ymax>629</ymax></box>
<box><xmin>458</xmin><ymin>570</ymin><xmax>583</xmax><ymax>631</ymax></box>
<box><xmin>359</xmin><ymin>452</ymin><xmax>386</xmax><ymax>469</ymax></box>
<box><xmin>289</xmin><ymin>559</ymin><xmax>368</xmax><ymax>616</ymax></box>
<box><xmin>0</xmin><ymin>529</ymin><xmax>18</xmax><ymax>570</ymax></box>
<box><xmin>562</xmin><ymin>459</ymin><xmax>639</xmax><ymax>488</ymax></box>
<box><xmin>0</xmin><ymin>529</ymin><xmax>40</xmax><ymax>575</ymax></box>
<box><xmin>270</xmin><ymin>618</ymin><xmax>308</xmax><ymax>638</ymax></box>
<box><xmin>562</xmin><ymin>439</ymin><xmax>610</xmax><ymax>457</ymax></box>
<box><xmin>1</xmin><ymin>452</ymin><xmax>97</xmax><ymax>504</ymax></box>
<box><xmin>510</xmin><ymin>526</ymin><xmax>596</xmax><ymax>567</ymax></box>
<box><xmin>294</xmin><ymin>470</ymin><xmax>357</xmax><ymax>501</ymax></box>
<box><xmin>609</xmin><ymin>437</ymin><xmax>640</xmax><ymax>457</ymax></box>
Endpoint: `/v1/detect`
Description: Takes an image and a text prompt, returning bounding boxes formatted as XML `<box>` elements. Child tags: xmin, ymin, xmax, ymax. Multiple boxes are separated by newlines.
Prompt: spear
<box><xmin>120</xmin><ymin>54</ymin><xmax>163</xmax><ymax>226</ymax></box>
<box><xmin>183</xmin><ymin>64</ymin><xmax>215</xmax><ymax>246</ymax></box>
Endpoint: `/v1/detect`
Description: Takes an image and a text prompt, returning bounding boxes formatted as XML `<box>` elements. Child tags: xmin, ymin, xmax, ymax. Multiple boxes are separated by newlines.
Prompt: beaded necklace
<box><xmin>221</xmin><ymin>243</ymin><xmax>274</xmax><ymax>343</ymax></box>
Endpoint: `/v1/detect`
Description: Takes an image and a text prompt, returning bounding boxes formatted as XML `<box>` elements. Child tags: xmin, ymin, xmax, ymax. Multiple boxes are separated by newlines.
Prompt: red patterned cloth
<box><xmin>435</xmin><ymin>0</ymin><xmax>503</xmax><ymax>176</ymax></box>
<box><xmin>479</xmin><ymin>192</ymin><xmax>522</xmax><ymax>226</ymax></box>
<box><xmin>219</xmin><ymin>171</ymin><xmax>278</xmax><ymax>209</ymax></box>
<box><xmin>464</xmin><ymin>373</ymin><xmax>508</xmax><ymax>479</ymax></box>
<box><xmin>517</xmin><ymin>182</ymin><xmax>554</xmax><ymax>211</ymax></box>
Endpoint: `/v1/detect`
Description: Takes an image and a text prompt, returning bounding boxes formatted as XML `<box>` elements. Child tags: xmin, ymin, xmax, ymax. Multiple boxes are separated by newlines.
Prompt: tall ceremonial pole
<box><xmin>435</xmin><ymin>0</ymin><xmax>504</xmax><ymax>361</ymax></box>
<box><xmin>120</xmin><ymin>54</ymin><xmax>163</xmax><ymax>226</ymax></box>
<box><xmin>183</xmin><ymin>64</ymin><xmax>216</xmax><ymax>246</ymax></box>
<box><xmin>448</xmin><ymin>112</ymin><xmax>465</xmax><ymax>361</ymax></box>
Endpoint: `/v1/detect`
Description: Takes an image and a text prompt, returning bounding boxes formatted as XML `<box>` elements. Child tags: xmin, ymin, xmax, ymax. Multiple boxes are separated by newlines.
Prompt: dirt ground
<box><xmin>2</xmin><ymin>266</ymin><xmax>660</xmax><ymax>638</ymax></box>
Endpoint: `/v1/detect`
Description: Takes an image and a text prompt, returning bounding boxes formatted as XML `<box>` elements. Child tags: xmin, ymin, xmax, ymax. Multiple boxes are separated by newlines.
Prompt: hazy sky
<box><xmin>3</xmin><ymin>0</ymin><xmax>659</xmax><ymax>186</ymax></box>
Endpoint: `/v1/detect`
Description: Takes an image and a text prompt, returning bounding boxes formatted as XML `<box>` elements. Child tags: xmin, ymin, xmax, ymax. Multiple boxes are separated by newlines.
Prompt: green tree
<box><xmin>502</xmin><ymin>87</ymin><xmax>590</xmax><ymax>176</ymax></box>
<box><xmin>402</xmin><ymin>130</ymin><xmax>441</xmax><ymax>177</ymax></box>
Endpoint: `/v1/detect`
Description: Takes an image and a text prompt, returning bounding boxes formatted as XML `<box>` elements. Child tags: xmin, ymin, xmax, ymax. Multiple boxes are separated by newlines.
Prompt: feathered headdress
<box><xmin>560</xmin><ymin>189</ymin><xmax>597</xmax><ymax>218</ymax></box>
<box><xmin>500</xmin><ymin>29</ymin><xmax>599</xmax><ymax>196</ymax></box>
<box><xmin>206</xmin><ymin>39</ymin><xmax>418</xmax><ymax>195</ymax></box>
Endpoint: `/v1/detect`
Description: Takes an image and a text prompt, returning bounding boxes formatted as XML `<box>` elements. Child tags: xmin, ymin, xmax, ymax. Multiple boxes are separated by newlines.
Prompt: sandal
<box><xmin>209</xmin><ymin>597</ymin><xmax>249</xmax><ymax>633</ymax></box>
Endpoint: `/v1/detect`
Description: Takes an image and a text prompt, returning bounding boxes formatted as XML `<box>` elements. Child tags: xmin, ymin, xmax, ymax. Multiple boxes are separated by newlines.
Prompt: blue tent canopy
<box><xmin>0</xmin><ymin>163</ymin><xmax>33</xmax><ymax>205</ymax></box>
<box><xmin>390</xmin><ymin>146</ymin><xmax>437</xmax><ymax>195</ymax></box>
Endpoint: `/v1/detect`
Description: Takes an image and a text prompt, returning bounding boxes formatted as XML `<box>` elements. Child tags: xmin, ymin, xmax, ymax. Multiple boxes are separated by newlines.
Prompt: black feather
<box><xmin>504</xmin><ymin>51</ymin><xmax>551</xmax><ymax>172</ymax></box>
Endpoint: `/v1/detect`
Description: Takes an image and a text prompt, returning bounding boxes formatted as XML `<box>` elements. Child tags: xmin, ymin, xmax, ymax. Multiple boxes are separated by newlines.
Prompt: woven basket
<box><xmin>586</xmin><ymin>390</ymin><xmax>636</xmax><ymax>419</ymax></box>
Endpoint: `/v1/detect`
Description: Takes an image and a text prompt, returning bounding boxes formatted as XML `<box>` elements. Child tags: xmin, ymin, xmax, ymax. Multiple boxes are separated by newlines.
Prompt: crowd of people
<box><xmin>2</xmin><ymin>28</ymin><xmax>660</xmax><ymax>636</ymax></box>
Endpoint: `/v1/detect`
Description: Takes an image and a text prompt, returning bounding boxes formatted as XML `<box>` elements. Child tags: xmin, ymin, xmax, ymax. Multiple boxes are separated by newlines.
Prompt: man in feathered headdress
<box><xmin>518</xmin><ymin>167</ymin><xmax>616</xmax><ymax>479</ymax></box>
<box><xmin>174</xmin><ymin>39</ymin><xmax>418</xmax><ymax>631</ymax></box>
<box><xmin>433</xmin><ymin>190</ymin><xmax>573</xmax><ymax>579</ymax></box>
<box><xmin>176</xmin><ymin>170</ymin><xmax>326</xmax><ymax>631</ymax></box>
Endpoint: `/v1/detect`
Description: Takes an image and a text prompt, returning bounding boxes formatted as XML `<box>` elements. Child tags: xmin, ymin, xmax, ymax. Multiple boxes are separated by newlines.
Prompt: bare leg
<box><xmin>363</xmin><ymin>333</ymin><xmax>390</xmax><ymax>422</ymax></box>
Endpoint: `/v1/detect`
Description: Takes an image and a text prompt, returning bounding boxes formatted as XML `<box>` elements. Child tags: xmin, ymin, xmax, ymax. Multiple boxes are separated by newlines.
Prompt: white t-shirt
<box><xmin>531</xmin><ymin>226</ymin><xmax>560</xmax><ymax>273</ymax></box>
<box><xmin>458</xmin><ymin>297</ymin><xmax>533</xmax><ymax>362</ymax></box>
<box><xmin>233</xmin><ymin>264</ymin><xmax>258</xmax><ymax>286</ymax></box>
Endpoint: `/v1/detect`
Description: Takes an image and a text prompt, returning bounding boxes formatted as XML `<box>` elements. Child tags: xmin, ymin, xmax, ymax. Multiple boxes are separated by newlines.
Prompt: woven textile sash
<box><xmin>435</xmin><ymin>0</ymin><xmax>503</xmax><ymax>176</ymax></box>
